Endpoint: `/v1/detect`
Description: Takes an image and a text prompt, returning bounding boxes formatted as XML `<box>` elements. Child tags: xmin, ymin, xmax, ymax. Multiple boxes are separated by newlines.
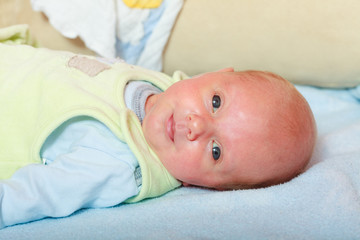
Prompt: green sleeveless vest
<box><xmin>0</xmin><ymin>43</ymin><xmax>185</xmax><ymax>202</ymax></box>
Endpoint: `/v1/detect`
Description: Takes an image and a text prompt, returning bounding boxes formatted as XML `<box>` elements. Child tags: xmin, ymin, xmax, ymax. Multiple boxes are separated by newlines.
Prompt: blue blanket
<box><xmin>1</xmin><ymin>85</ymin><xmax>359</xmax><ymax>239</ymax></box>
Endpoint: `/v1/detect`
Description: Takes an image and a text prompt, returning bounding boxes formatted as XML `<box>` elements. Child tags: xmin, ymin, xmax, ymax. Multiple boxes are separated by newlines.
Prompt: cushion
<box><xmin>163</xmin><ymin>0</ymin><xmax>360</xmax><ymax>88</ymax></box>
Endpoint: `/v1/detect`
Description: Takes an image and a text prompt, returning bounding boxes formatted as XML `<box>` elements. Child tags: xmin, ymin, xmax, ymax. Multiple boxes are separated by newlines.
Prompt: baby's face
<box><xmin>142</xmin><ymin>69</ymin><xmax>308</xmax><ymax>189</ymax></box>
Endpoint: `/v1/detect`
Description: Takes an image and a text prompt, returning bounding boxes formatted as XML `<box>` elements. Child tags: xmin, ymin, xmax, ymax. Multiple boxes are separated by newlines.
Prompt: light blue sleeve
<box><xmin>0</xmin><ymin>118</ymin><xmax>140</xmax><ymax>229</ymax></box>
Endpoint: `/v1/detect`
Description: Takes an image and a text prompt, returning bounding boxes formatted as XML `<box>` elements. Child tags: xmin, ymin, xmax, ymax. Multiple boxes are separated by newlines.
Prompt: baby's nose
<box><xmin>186</xmin><ymin>114</ymin><xmax>208</xmax><ymax>141</ymax></box>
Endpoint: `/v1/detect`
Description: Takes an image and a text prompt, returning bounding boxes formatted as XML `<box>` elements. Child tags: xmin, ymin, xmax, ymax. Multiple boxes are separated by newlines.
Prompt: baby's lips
<box><xmin>167</xmin><ymin>114</ymin><xmax>175</xmax><ymax>142</ymax></box>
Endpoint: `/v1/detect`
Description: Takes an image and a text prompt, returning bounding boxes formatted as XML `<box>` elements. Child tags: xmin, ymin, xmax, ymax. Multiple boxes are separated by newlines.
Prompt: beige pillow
<box><xmin>163</xmin><ymin>0</ymin><xmax>360</xmax><ymax>88</ymax></box>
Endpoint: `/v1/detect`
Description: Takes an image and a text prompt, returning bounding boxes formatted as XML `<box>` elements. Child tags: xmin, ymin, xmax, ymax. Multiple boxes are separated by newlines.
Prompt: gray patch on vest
<box><xmin>68</xmin><ymin>56</ymin><xmax>111</xmax><ymax>77</ymax></box>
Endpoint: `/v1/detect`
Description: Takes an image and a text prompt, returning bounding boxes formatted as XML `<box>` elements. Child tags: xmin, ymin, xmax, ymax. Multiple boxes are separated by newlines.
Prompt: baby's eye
<box><xmin>212</xmin><ymin>142</ymin><xmax>221</xmax><ymax>160</ymax></box>
<box><xmin>212</xmin><ymin>95</ymin><xmax>221</xmax><ymax>112</ymax></box>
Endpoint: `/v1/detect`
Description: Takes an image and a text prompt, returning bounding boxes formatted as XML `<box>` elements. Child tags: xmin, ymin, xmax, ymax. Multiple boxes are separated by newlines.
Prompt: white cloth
<box><xmin>116</xmin><ymin>0</ymin><xmax>183</xmax><ymax>70</ymax></box>
<box><xmin>31</xmin><ymin>0</ymin><xmax>117</xmax><ymax>58</ymax></box>
<box><xmin>31</xmin><ymin>0</ymin><xmax>183</xmax><ymax>70</ymax></box>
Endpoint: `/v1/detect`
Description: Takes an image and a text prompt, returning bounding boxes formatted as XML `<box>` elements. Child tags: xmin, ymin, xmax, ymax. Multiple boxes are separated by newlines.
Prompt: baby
<box><xmin>143</xmin><ymin>68</ymin><xmax>316</xmax><ymax>190</ymax></box>
<box><xmin>0</xmin><ymin>44</ymin><xmax>316</xmax><ymax>229</ymax></box>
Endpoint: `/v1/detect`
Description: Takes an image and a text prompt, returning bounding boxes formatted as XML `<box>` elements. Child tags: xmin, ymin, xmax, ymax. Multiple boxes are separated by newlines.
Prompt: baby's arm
<box><xmin>0</xmin><ymin>144</ymin><xmax>139</xmax><ymax>229</ymax></box>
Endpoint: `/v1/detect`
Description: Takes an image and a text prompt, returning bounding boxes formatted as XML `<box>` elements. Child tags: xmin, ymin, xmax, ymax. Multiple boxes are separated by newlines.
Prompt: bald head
<box><xmin>234</xmin><ymin>71</ymin><xmax>317</xmax><ymax>188</ymax></box>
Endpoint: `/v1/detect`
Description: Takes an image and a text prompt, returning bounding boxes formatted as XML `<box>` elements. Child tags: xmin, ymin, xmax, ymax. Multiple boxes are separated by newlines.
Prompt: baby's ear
<box><xmin>216</xmin><ymin>67</ymin><xmax>234</xmax><ymax>73</ymax></box>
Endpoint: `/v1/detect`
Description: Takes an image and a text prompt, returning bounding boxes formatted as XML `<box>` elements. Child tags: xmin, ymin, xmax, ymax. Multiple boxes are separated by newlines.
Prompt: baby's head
<box><xmin>142</xmin><ymin>68</ymin><xmax>316</xmax><ymax>190</ymax></box>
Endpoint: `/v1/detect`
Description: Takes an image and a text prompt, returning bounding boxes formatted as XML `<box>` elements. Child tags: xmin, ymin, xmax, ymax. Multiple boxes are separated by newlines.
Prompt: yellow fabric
<box><xmin>122</xmin><ymin>0</ymin><xmax>163</xmax><ymax>9</ymax></box>
<box><xmin>0</xmin><ymin>43</ymin><xmax>182</xmax><ymax>202</ymax></box>
<box><xmin>0</xmin><ymin>24</ymin><xmax>36</xmax><ymax>46</ymax></box>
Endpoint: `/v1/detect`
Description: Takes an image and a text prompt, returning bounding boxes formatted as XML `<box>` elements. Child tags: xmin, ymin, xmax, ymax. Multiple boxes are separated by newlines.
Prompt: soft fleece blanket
<box><xmin>0</xmin><ymin>84</ymin><xmax>359</xmax><ymax>239</ymax></box>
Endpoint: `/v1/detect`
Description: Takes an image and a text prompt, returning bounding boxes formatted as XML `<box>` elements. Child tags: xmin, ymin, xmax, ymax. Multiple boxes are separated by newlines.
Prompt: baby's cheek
<box><xmin>179</xmin><ymin>147</ymin><xmax>202</xmax><ymax>164</ymax></box>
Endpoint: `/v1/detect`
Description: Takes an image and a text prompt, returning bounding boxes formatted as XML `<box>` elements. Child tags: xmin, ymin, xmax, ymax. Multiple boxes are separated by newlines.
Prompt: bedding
<box><xmin>30</xmin><ymin>0</ymin><xmax>183</xmax><ymax>71</ymax></box>
<box><xmin>163</xmin><ymin>0</ymin><xmax>360</xmax><ymax>88</ymax></box>
<box><xmin>1</xmin><ymin>1</ymin><xmax>360</xmax><ymax>238</ymax></box>
<box><xmin>0</xmin><ymin>84</ymin><xmax>359</xmax><ymax>239</ymax></box>
<box><xmin>3</xmin><ymin>0</ymin><xmax>360</xmax><ymax>88</ymax></box>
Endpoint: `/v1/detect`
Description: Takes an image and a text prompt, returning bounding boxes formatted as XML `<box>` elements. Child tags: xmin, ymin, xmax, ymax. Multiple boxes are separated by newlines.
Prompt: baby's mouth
<box><xmin>167</xmin><ymin>114</ymin><xmax>175</xmax><ymax>142</ymax></box>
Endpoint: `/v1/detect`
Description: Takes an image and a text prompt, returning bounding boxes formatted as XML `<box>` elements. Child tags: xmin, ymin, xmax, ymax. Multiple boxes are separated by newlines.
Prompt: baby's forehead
<box><xmin>194</xmin><ymin>71</ymin><xmax>287</xmax><ymax>108</ymax></box>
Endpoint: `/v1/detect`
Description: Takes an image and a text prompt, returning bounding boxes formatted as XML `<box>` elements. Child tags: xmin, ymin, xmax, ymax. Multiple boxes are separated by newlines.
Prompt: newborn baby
<box><xmin>0</xmin><ymin>44</ymin><xmax>316</xmax><ymax>229</ymax></box>
<box><xmin>143</xmin><ymin>68</ymin><xmax>317</xmax><ymax>189</ymax></box>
